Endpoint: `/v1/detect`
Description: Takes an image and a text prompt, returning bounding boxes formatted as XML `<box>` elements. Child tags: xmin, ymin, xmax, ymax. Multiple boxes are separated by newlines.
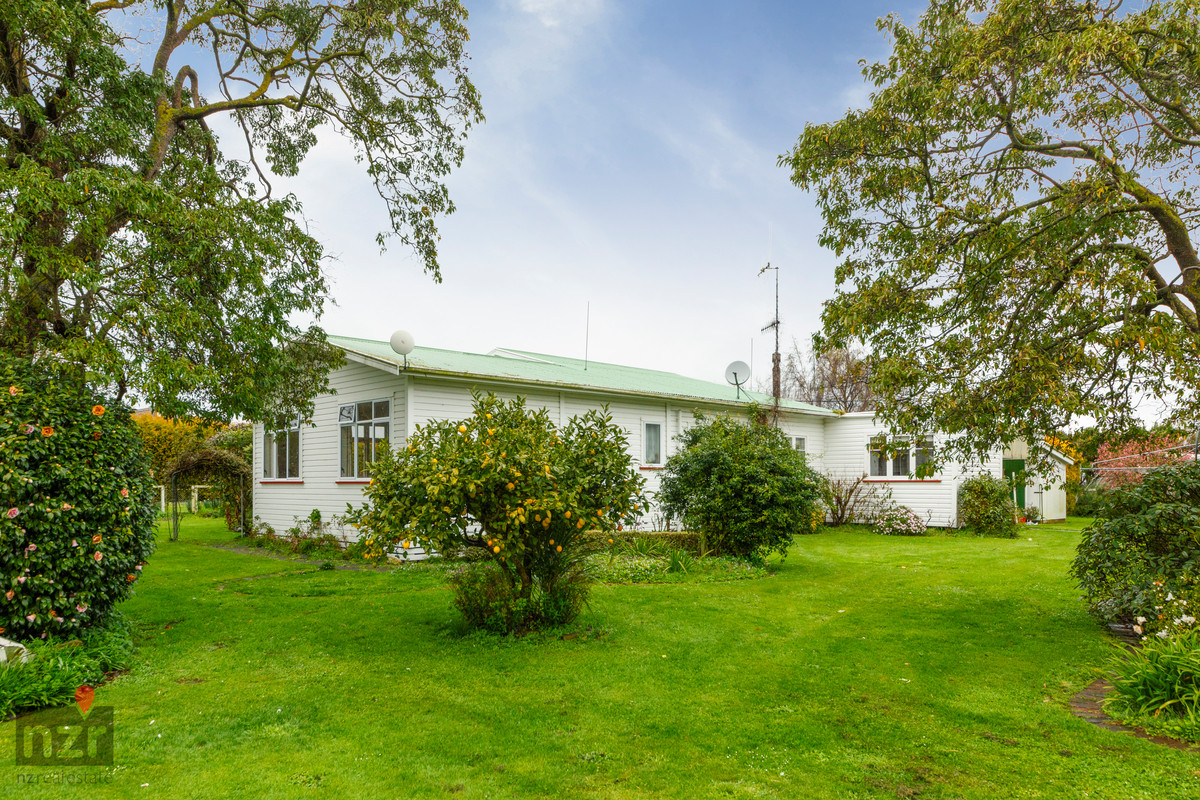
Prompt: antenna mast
<box><xmin>758</xmin><ymin>262</ymin><xmax>781</xmax><ymax>422</ymax></box>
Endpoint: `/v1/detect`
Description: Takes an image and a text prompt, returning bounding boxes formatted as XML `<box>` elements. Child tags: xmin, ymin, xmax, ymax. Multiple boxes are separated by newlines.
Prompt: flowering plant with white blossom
<box><xmin>873</xmin><ymin>504</ymin><xmax>927</xmax><ymax>536</ymax></box>
<box><xmin>1131</xmin><ymin>577</ymin><xmax>1199</xmax><ymax>641</ymax></box>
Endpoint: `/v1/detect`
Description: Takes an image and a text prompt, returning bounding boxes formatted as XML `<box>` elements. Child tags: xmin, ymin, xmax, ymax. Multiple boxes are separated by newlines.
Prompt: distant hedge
<box><xmin>580</xmin><ymin>529</ymin><xmax>708</xmax><ymax>555</ymax></box>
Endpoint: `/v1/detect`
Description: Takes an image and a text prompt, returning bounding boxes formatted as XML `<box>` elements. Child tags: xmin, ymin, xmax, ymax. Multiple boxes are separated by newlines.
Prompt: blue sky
<box><xmin>264</xmin><ymin>0</ymin><xmax>925</xmax><ymax>386</ymax></box>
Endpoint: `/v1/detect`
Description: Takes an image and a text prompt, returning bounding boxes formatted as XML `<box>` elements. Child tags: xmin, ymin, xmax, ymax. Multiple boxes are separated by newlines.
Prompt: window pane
<box><xmin>892</xmin><ymin>448</ymin><xmax>910</xmax><ymax>477</ymax></box>
<box><xmin>340</xmin><ymin>425</ymin><xmax>355</xmax><ymax>478</ymax></box>
<box><xmin>276</xmin><ymin>432</ymin><xmax>288</xmax><ymax>479</ymax></box>
<box><xmin>263</xmin><ymin>432</ymin><xmax>274</xmax><ymax>478</ymax></box>
<box><xmin>357</xmin><ymin>422</ymin><xmax>371</xmax><ymax>478</ymax></box>
<box><xmin>357</xmin><ymin>401</ymin><xmax>373</xmax><ymax>423</ymax></box>
<box><xmin>793</xmin><ymin>437</ymin><xmax>806</xmax><ymax>452</ymax></box>
<box><xmin>339</xmin><ymin>405</ymin><xmax>355</xmax><ymax>423</ymax></box>
<box><xmin>287</xmin><ymin>429</ymin><xmax>300</xmax><ymax>478</ymax></box>
<box><xmin>374</xmin><ymin>400</ymin><xmax>389</xmax><ymax>420</ymax></box>
<box><xmin>374</xmin><ymin>422</ymin><xmax>389</xmax><ymax>457</ymax></box>
<box><xmin>915</xmin><ymin>438</ymin><xmax>933</xmax><ymax>470</ymax></box>
<box><xmin>869</xmin><ymin>439</ymin><xmax>887</xmax><ymax>477</ymax></box>
<box><xmin>645</xmin><ymin>423</ymin><xmax>661</xmax><ymax>464</ymax></box>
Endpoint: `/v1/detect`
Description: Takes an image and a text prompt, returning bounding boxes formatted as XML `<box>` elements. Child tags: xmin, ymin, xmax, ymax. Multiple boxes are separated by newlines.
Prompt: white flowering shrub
<box><xmin>1130</xmin><ymin>579</ymin><xmax>1199</xmax><ymax>641</ymax></box>
<box><xmin>873</xmin><ymin>505</ymin><xmax>927</xmax><ymax>536</ymax></box>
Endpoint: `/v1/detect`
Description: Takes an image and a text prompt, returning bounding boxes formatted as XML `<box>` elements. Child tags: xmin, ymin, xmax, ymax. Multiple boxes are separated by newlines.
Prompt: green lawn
<box><xmin>3</xmin><ymin>516</ymin><xmax>1198</xmax><ymax>799</ymax></box>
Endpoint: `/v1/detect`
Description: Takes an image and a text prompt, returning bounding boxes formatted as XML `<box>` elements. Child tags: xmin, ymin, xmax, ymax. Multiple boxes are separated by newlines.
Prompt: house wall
<box><xmin>821</xmin><ymin>413</ymin><xmax>1003</xmax><ymax>527</ymax></box>
<box><xmin>1022</xmin><ymin>460</ymin><xmax>1068</xmax><ymax>522</ymax></box>
<box><xmin>253</xmin><ymin>360</ymin><xmax>410</xmax><ymax>547</ymax></box>
<box><xmin>253</xmin><ymin>364</ymin><xmax>832</xmax><ymax>541</ymax></box>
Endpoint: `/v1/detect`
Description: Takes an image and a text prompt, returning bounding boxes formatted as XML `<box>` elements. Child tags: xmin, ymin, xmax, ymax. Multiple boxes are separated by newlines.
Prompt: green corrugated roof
<box><xmin>328</xmin><ymin>335</ymin><xmax>833</xmax><ymax>416</ymax></box>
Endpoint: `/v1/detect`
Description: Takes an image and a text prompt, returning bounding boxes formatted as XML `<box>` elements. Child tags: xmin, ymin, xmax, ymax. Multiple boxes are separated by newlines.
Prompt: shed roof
<box><xmin>329</xmin><ymin>336</ymin><xmax>833</xmax><ymax>416</ymax></box>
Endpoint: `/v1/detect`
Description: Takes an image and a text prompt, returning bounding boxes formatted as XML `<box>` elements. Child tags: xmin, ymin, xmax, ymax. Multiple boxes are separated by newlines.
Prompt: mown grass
<box><xmin>2</xmin><ymin>516</ymin><xmax>1197</xmax><ymax>798</ymax></box>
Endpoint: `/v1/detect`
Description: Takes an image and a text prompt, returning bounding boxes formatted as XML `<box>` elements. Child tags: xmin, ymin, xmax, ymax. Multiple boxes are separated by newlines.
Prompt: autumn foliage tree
<box><xmin>783</xmin><ymin>0</ymin><xmax>1200</xmax><ymax>471</ymax></box>
<box><xmin>0</xmin><ymin>0</ymin><xmax>482</xmax><ymax>422</ymax></box>
<box><xmin>1093</xmin><ymin>435</ymin><xmax>1190</xmax><ymax>489</ymax></box>
<box><xmin>348</xmin><ymin>394</ymin><xmax>645</xmax><ymax>630</ymax></box>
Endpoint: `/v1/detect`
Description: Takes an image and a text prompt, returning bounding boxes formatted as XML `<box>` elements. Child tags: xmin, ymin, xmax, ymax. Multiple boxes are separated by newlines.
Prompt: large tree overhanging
<box><xmin>782</xmin><ymin>0</ymin><xmax>1200</xmax><ymax>470</ymax></box>
<box><xmin>0</xmin><ymin>0</ymin><xmax>482</xmax><ymax>421</ymax></box>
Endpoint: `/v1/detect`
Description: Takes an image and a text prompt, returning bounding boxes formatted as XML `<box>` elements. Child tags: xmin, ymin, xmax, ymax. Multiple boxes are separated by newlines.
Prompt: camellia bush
<box><xmin>348</xmin><ymin>394</ymin><xmax>645</xmax><ymax>632</ymax></box>
<box><xmin>956</xmin><ymin>474</ymin><xmax>1018</xmax><ymax>538</ymax></box>
<box><xmin>1072</xmin><ymin>461</ymin><xmax>1200</xmax><ymax>624</ymax></box>
<box><xmin>0</xmin><ymin>355</ymin><xmax>156</xmax><ymax>641</ymax></box>
<box><xmin>658</xmin><ymin>410</ymin><xmax>823</xmax><ymax>561</ymax></box>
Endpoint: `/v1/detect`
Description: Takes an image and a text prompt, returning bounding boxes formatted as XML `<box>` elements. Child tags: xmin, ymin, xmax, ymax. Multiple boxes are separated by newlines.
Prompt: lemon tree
<box><xmin>348</xmin><ymin>394</ymin><xmax>645</xmax><ymax>612</ymax></box>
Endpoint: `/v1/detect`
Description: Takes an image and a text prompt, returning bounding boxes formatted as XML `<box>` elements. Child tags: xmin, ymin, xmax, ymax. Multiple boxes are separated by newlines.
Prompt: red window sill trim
<box><xmin>864</xmin><ymin>479</ymin><xmax>942</xmax><ymax>483</ymax></box>
<box><xmin>335</xmin><ymin>479</ymin><xmax>372</xmax><ymax>484</ymax></box>
<box><xmin>260</xmin><ymin>479</ymin><xmax>304</xmax><ymax>484</ymax></box>
<box><xmin>639</xmin><ymin>466</ymin><xmax>664</xmax><ymax>471</ymax></box>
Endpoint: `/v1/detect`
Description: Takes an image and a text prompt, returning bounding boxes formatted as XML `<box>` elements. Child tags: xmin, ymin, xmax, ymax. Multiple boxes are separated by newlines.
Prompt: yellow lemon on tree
<box><xmin>506</xmin><ymin>482</ymin><xmax>515</xmax><ymax>490</ymax></box>
<box><xmin>556</xmin><ymin>545</ymin><xmax>562</xmax><ymax>552</ymax></box>
<box><xmin>493</xmin><ymin>545</ymin><xmax>500</xmax><ymax>553</ymax></box>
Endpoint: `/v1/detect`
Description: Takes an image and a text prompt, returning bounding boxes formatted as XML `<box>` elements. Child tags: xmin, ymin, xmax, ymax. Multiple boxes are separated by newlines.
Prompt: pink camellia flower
<box><xmin>76</xmin><ymin>604</ymin><xmax>87</xmax><ymax>613</ymax></box>
<box><xmin>61</xmin><ymin>502</ymin><xmax>72</xmax><ymax>510</ymax></box>
<box><xmin>93</xmin><ymin>552</ymin><xmax>103</xmax><ymax>562</ymax></box>
<box><xmin>25</xmin><ymin>614</ymin><xmax>35</xmax><ymax>622</ymax></box>
<box><xmin>120</xmin><ymin>488</ymin><xmax>129</xmax><ymax>498</ymax></box>
<box><xmin>54</xmin><ymin>616</ymin><xmax>63</xmax><ymax>623</ymax></box>
<box><xmin>4</xmin><ymin>590</ymin><xmax>13</xmax><ymax>601</ymax></box>
<box><xmin>5</xmin><ymin>508</ymin><xmax>17</xmax><ymax>519</ymax></box>
<box><xmin>20</xmin><ymin>424</ymin><xmax>35</xmax><ymax>434</ymax></box>
<box><xmin>26</xmin><ymin>543</ymin><xmax>36</xmax><ymax>552</ymax></box>
<box><xmin>17</xmin><ymin>576</ymin><xmax>25</xmax><ymax>584</ymax></box>
<box><xmin>136</xmin><ymin>564</ymin><xmax>142</xmax><ymax>571</ymax></box>
<box><xmin>71</xmin><ymin>540</ymin><xmax>78</xmax><ymax>547</ymax></box>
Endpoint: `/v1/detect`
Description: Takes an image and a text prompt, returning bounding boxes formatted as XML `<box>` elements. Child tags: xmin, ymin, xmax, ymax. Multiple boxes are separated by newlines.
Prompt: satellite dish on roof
<box><xmin>389</xmin><ymin>330</ymin><xmax>414</xmax><ymax>371</ymax></box>
<box><xmin>389</xmin><ymin>330</ymin><xmax>414</xmax><ymax>355</ymax></box>
<box><xmin>725</xmin><ymin>360</ymin><xmax>751</xmax><ymax>399</ymax></box>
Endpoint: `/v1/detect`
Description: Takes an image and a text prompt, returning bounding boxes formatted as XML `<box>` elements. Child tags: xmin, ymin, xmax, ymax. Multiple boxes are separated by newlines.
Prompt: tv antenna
<box><xmin>389</xmin><ymin>329</ymin><xmax>415</xmax><ymax>371</ymax></box>
<box><xmin>758</xmin><ymin>262</ymin><xmax>781</xmax><ymax>416</ymax></box>
<box><xmin>725</xmin><ymin>360</ymin><xmax>751</xmax><ymax>400</ymax></box>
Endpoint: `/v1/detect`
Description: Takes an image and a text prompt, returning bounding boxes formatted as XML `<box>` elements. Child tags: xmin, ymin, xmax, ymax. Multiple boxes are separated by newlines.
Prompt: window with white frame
<box><xmin>263</xmin><ymin>421</ymin><xmax>301</xmax><ymax>479</ymax></box>
<box><xmin>339</xmin><ymin>400</ymin><xmax>390</xmax><ymax>478</ymax></box>
<box><xmin>644</xmin><ymin>422</ymin><xmax>662</xmax><ymax>465</ymax></box>
<box><xmin>792</xmin><ymin>436</ymin><xmax>806</xmax><ymax>453</ymax></box>
<box><xmin>868</xmin><ymin>436</ymin><xmax>934</xmax><ymax>479</ymax></box>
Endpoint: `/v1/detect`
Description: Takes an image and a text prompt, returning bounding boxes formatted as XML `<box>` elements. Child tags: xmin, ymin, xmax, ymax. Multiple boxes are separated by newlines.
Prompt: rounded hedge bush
<box><xmin>0</xmin><ymin>355</ymin><xmax>156</xmax><ymax>641</ymax></box>
<box><xmin>956</xmin><ymin>474</ymin><xmax>1017</xmax><ymax>538</ymax></box>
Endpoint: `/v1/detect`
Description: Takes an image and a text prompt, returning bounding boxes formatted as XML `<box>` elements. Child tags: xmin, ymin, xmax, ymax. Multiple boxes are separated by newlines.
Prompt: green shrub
<box><xmin>1072</xmin><ymin>462</ymin><xmax>1200</xmax><ymax>623</ymax></box>
<box><xmin>0</xmin><ymin>612</ymin><xmax>134</xmax><ymax>718</ymax></box>
<box><xmin>1072</xmin><ymin>483</ymin><xmax>1109</xmax><ymax>517</ymax></box>
<box><xmin>1022</xmin><ymin>506</ymin><xmax>1041</xmax><ymax>523</ymax></box>
<box><xmin>447</xmin><ymin>560</ymin><xmax>589</xmax><ymax>634</ymax></box>
<box><xmin>956</xmin><ymin>474</ymin><xmax>1018</xmax><ymax>538</ymax></box>
<box><xmin>0</xmin><ymin>355</ymin><xmax>157</xmax><ymax>641</ymax></box>
<box><xmin>1106</xmin><ymin>628</ymin><xmax>1200</xmax><ymax>742</ymax></box>
<box><xmin>658</xmin><ymin>408</ymin><xmax>823</xmax><ymax>560</ymax></box>
<box><xmin>580</xmin><ymin>529</ymin><xmax>707</xmax><ymax>554</ymax></box>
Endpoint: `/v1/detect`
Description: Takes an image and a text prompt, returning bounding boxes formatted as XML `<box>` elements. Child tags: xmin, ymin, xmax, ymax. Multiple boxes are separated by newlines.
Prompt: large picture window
<box><xmin>340</xmin><ymin>400</ymin><xmax>390</xmax><ymax>478</ymax></box>
<box><xmin>263</xmin><ymin>422</ymin><xmax>301</xmax><ymax>479</ymax></box>
<box><xmin>868</xmin><ymin>436</ymin><xmax>934</xmax><ymax>479</ymax></box>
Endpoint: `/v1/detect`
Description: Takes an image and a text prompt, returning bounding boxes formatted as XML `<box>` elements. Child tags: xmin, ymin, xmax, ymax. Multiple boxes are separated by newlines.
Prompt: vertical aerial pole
<box><xmin>758</xmin><ymin>262</ymin><xmax>781</xmax><ymax>424</ymax></box>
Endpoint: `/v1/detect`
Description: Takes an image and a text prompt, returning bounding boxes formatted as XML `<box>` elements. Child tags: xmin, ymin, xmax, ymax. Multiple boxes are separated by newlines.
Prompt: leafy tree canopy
<box><xmin>0</xmin><ymin>0</ymin><xmax>482</xmax><ymax>422</ymax></box>
<box><xmin>783</xmin><ymin>0</ymin><xmax>1200</xmax><ymax>471</ymax></box>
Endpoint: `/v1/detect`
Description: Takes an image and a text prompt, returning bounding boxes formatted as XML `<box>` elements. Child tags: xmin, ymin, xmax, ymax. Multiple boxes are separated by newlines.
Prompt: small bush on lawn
<box><xmin>448</xmin><ymin>561</ymin><xmax>589</xmax><ymax>634</ymax></box>
<box><xmin>873</xmin><ymin>505</ymin><xmax>927</xmax><ymax>536</ymax></box>
<box><xmin>0</xmin><ymin>612</ymin><xmax>134</xmax><ymax>718</ymax></box>
<box><xmin>1072</xmin><ymin>461</ymin><xmax>1200</xmax><ymax>623</ymax></box>
<box><xmin>957</xmin><ymin>474</ymin><xmax>1018</xmax><ymax>538</ymax></box>
<box><xmin>1106</xmin><ymin>628</ymin><xmax>1200</xmax><ymax>742</ymax></box>
<box><xmin>658</xmin><ymin>407</ymin><xmax>823</xmax><ymax>561</ymax></box>
<box><xmin>1022</xmin><ymin>506</ymin><xmax>1041</xmax><ymax>524</ymax></box>
<box><xmin>1</xmin><ymin>354</ymin><xmax>157</xmax><ymax>641</ymax></box>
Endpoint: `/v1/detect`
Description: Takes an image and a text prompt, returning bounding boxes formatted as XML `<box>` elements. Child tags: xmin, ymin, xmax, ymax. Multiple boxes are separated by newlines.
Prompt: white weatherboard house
<box><xmin>253</xmin><ymin>335</ymin><xmax>1069</xmax><ymax>542</ymax></box>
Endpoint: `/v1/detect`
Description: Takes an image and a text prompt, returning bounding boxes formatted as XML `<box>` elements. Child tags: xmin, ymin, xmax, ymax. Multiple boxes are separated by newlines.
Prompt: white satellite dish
<box><xmin>389</xmin><ymin>330</ymin><xmax>415</xmax><ymax>355</ymax></box>
<box><xmin>389</xmin><ymin>330</ymin><xmax>414</xmax><ymax>371</ymax></box>
<box><xmin>725</xmin><ymin>360</ymin><xmax>751</xmax><ymax>398</ymax></box>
